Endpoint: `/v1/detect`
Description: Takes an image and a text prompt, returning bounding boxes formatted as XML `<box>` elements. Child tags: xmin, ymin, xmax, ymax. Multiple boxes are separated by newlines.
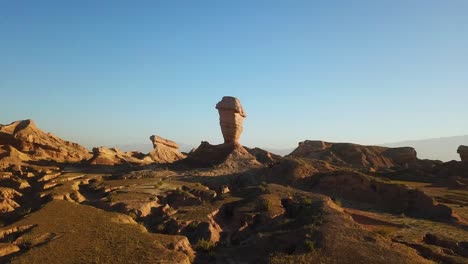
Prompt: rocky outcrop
<box><xmin>185</xmin><ymin>141</ymin><xmax>260</xmax><ymax>169</ymax></box>
<box><xmin>383</xmin><ymin>147</ymin><xmax>418</xmax><ymax>164</ymax></box>
<box><xmin>88</xmin><ymin>135</ymin><xmax>185</xmax><ymax>166</ymax></box>
<box><xmin>0</xmin><ymin>188</ymin><xmax>23</xmax><ymax>216</ymax></box>
<box><xmin>216</xmin><ymin>96</ymin><xmax>246</xmax><ymax>144</ymax></box>
<box><xmin>457</xmin><ymin>145</ymin><xmax>468</xmax><ymax>163</ymax></box>
<box><xmin>88</xmin><ymin>147</ymin><xmax>151</xmax><ymax>166</ymax></box>
<box><xmin>315</xmin><ymin>171</ymin><xmax>454</xmax><ymax>221</ymax></box>
<box><xmin>245</xmin><ymin>147</ymin><xmax>282</xmax><ymax>165</ymax></box>
<box><xmin>289</xmin><ymin>140</ymin><xmax>418</xmax><ymax>170</ymax></box>
<box><xmin>267</xmin><ymin>158</ymin><xmax>319</xmax><ymax>184</ymax></box>
<box><xmin>0</xmin><ymin>119</ymin><xmax>91</xmax><ymax>164</ymax></box>
<box><xmin>0</xmin><ymin>243</ymin><xmax>20</xmax><ymax>257</ymax></box>
<box><xmin>148</xmin><ymin>135</ymin><xmax>186</xmax><ymax>163</ymax></box>
<box><xmin>185</xmin><ymin>97</ymin><xmax>261</xmax><ymax>169</ymax></box>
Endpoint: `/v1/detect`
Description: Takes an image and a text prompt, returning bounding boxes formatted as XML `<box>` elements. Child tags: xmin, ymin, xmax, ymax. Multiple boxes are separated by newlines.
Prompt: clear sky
<box><xmin>1</xmin><ymin>1</ymin><xmax>467</xmax><ymax>150</ymax></box>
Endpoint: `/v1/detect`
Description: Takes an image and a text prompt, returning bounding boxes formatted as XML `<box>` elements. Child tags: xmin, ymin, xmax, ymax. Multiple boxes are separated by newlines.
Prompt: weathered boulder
<box><xmin>457</xmin><ymin>145</ymin><xmax>468</xmax><ymax>163</ymax></box>
<box><xmin>148</xmin><ymin>135</ymin><xmax>186</xmax><ymax>163</ymax></box>
<box><xmin>184</xmin><ymin>220</ymin><xmax>222</xmax><ymax>244</ymax></box>
<box><xmin>215</xmin><ymin>96</ymin><xmax>246</xmax><ymax>144</ymax></box>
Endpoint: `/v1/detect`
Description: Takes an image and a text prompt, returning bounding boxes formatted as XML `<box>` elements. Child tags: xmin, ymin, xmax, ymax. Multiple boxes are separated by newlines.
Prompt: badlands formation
<box><xmin>0</xmin><ymin>96</ymin><xmax>467</xmax><ymax>264</ymax></box>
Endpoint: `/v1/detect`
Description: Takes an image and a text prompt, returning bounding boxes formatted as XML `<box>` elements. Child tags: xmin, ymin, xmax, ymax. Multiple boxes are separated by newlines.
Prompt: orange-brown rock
<box><xmin>0</xmin><ymin>187</ymin><xmax>22</xmax><ymax>216</ymax></box>
<box><xmin>0</xmin><ymin>119</ymin><xmax>91</xmax><ymax>161</ymax></box>
<box><xmin>215</xmin><ymin>96</ymin><xmax>246</xmax><ymax>144</ymax></box>
<box><xmin>0</xmin><ymin>243</ymin><xmax>20</xmax><ymax>257</ymax></box>
<box><xmin>457</xmin><ymin>145</ymin><xmax>468</xmax><ymax>163</ymax></box>
<box><xmin>88</xmin><ymin>147</ymin><xmax>152</xmax><ymax>166</ymax></box>
<box><xmin>0</xmin><ymin>119</ymin><xmax>91</xmax><ymax>166</ymax></box>
<box><xmin>148</xmin><ymin>135</ymin><xmax>186</xmax><ymax>163</ymax></box>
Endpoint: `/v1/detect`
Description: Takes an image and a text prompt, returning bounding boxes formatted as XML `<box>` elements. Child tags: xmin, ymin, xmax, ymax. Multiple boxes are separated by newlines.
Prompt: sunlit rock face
<box><xmin>148</xmin><ymin>135</ymin><xmax>186</xmax><ymax>163</ymax></box>
<box><xmin>215</xmin><ymin>96</ymin><xmax>246</xmax><ymax>144</ymax></box>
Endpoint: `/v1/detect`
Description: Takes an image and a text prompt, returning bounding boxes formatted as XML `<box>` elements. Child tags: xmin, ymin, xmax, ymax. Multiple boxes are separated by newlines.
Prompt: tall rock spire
<box><xmin>215</xmin><ymin>96</ymin><xmax>246</xmax><ymax>144</ymax></box>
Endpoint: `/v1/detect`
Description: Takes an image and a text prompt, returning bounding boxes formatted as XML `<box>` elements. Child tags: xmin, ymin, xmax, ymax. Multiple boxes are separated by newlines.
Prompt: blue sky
<box><xmin>1</xmin><ymin>1</ymin><xmax>467</xmax><ymax>150</ymax></box>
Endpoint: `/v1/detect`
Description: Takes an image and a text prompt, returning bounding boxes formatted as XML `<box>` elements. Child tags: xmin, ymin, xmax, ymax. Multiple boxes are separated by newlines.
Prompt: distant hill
<box><xmin>382</xmin><ymin>135</ymin><xmax>468</xmax><ymax>162</ymax></box>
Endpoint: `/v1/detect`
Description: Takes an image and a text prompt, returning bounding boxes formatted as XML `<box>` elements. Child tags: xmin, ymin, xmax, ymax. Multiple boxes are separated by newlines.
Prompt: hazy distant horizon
<box><xmin>1</xmin><ymin>1</ymin><xmax>467</xmax><ymax>149</ymax></box>
<box><xmin>112</xmin><ymin>134</ymin><xmax>468</xmax><ymax>162</ymax></box>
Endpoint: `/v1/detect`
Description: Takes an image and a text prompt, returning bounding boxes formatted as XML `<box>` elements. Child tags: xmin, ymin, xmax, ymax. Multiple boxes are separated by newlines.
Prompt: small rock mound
<box><xmin>267</xmin><ymin>158</ymin><xmax>319</xmax><ymax>184</ymax></box>
<box><xmin>88</xmin><ymin>147</ymin><xmax>152</xmax><ymax>166</ymax></box>
<box><xmin>245</xmin><ymin>147</ymin><xmax>282</xmax><ymax>165</ymax></box>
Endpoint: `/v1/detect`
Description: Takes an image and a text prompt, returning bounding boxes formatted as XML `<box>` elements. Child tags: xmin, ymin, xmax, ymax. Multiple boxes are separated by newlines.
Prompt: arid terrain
<box><xmin>0</xmin><ymin>97</ymin><xmax>467</xmax><ymax>264</ymax></box>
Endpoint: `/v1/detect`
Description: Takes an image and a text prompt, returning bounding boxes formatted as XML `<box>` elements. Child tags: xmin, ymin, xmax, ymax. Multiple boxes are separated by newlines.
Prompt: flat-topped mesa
<box><xmin>215</xmin><ymin>96</ymin><xmax>246</xmax><ymax>145</ymax></box>
<box><xmin>457</xmin><ymin>145</ymin><xmax>468</xmax><ymax>163</ymax></box>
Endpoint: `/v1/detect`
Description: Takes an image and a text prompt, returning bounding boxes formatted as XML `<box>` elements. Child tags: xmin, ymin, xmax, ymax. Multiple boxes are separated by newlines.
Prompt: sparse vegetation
<box><xmin>107</xmin><ymin>192</ymin><xmax>117</xmax><ymax>203</ymax></box>
<box><xmin>257</xmin><ymin>199</ymin><xmax>272</xmax><ymax>211</ymax></box>
<box><xmin>304</xmin><ymin>239</ymin><xmax>316</xmax><ymax>251</ymax></box>
<box><xmin>196</xmin><ymin>238</ymin><xmax>216</xmax><ymax>253</ymax></box>
<box><xmin>154</xmin><ymin>181</ymin><xmax>163</xmax><ymax>188</ymax></box>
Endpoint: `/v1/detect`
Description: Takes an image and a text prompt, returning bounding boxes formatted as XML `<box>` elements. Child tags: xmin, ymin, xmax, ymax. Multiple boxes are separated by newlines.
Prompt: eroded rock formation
<box><xmin>383</xmin><ymin>147</ymin><xmax>418</xmax><ymax>164</ymax></box>
<box><xmin>185</xmin><ymin>141</ymin><xmax>260</xmax><ymax>168</ymax></box>
<box><xmin>0</xmin><ymin>119</ymin><xmax>91</xmax><ymax>170</ymax></box>
<box><xmin>215</xmin><ymin>96</ymin><xmax>246</xmax><ymax>144</ymax></box>
<box><xmin>288</xmin><ymin>140</ymin><xmax>418</xmax><ymax>170</ymax></box>
<box><xmin>148</xmin><ymin>135</ymin><xmax>186</xmax><ymax>163</ymax></box>
<box><xmin>458</xmin><ymin>145</ymin><xmax>468</xmax><ymax>163</ymax></box>
<box><xmin>88</xmin><ymin>147</ymin><xmax>147</xmax><ymax>166</ymax></box>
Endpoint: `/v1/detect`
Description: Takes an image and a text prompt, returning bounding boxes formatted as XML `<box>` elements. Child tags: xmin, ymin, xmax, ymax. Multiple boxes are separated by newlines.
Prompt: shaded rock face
<box><xmin>383</xmin><ymin>147</ymin><xmax>418</xmax><ymax>164</ymax></box>
<box><xmin>245</xmin><ymin>147</ymin><xmax>282</xmax><ymax>165</ymax></box>
<box><xmin>316</xmin><ymin>171</ymin><xmax>454</xmax><ymax>221</ymax></box>
<box><xmin>289</xmin><ymin>140</ymin><xmax>418</xmax><ymax>170</ymax></box>
<box><xmin>457</xmin><ymin>145</ymin><xmax>468</xmax><ymax>163</ymax></box>
<box><xmin>215</xmin><ymin>96</ymin><xmax>246</xmax><ymax>144</ymax></box>
<box><xmin>185</xmin><ymin>141</ymin><xmax>260</xmax><ymax>169</ymax></box>
<box><xmin>148</xmin><ymin>135</ymin><xmax>186</xmax><ymax>163</ymax></box>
